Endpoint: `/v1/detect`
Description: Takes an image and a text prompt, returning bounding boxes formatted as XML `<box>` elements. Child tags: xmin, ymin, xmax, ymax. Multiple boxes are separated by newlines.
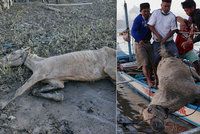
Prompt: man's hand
<box><xmin>189</xmin><ymin>27</ymin><xmax>194</xmax><ymax>39</ymax></box>
<box><xmin>148</xmin><ymin>25</ymin><xmax>162</xmax><ymax>42</ymax></box>
<box><xmin>139</xmin><ymin>40</ymin><xmax>145</xmax><ymax>45</ymax></box>
<box><xmin>157</xmin><ymin>36</ymin><xmax>163</xmax><ymax>43</ymax></box>
<box><xmin>161</xmin><ymin>38</ymin><xmax>167</xmax><ymax>45</ymax></box>
<box><xmin>181</xmin><ymin>39</ymin><xmax>193</xmax><ymax>49</ymax></box>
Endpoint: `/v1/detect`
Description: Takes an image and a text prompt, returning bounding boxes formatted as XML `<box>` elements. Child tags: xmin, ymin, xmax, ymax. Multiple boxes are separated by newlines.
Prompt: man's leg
<box><xmin>136</xmin><ymin>42</ymin><xmax>155</xmax><ymax>87</ymax></box>
<box><xmin>184</xmin><ymin>50</ymin><xmax>200</xmax><ymax>76</ymax></box>
<box><xmin>165</xmin><ymin>41</ymin><xmax>179</xmax><ymax>57</ymax></box>
<box><xmin>142</xmin><ymin>65</ymin><xmax>154</xmax><ymax>87</ymax></box>
<box><xmin>152</xmin><ymin>42</ymin><xmax>161</xmax><ymax>66</ymax></box>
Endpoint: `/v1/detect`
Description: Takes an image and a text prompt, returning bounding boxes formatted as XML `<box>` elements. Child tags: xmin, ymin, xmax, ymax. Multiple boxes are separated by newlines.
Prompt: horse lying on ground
<box><xmin>0</xmin><ymin>46</ymin><xmax>116</xmax><ymax>109</ymax></box>
<box><xmin>142</xmin><ymin>45</ymin><xmax>200</xmax><ymax>132</ymax></box>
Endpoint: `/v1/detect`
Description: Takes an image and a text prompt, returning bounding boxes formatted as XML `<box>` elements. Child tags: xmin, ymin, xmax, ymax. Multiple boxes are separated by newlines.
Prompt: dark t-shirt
<box><xmin>191</xmin><ymin>9</ymin><xmax>200</xmax><ymax>43</ymax></box>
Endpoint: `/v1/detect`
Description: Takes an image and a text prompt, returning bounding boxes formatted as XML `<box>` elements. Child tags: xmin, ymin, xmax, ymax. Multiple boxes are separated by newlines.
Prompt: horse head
<box><xmin>1</xmin><ymin>47</ymin><xmax>30</xmax><ymax>67</ymax></box>
<box><xmin>142</xmin><ymin>105</ymin><xmax>169</xmax><ymax>132</ymax></box>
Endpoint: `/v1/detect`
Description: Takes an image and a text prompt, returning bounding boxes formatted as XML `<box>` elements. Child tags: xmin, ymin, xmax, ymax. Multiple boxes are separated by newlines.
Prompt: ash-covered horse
<box><xmin>0</xmin><ymin>46</ymin><xmax>116</xmax><ymax>109</ymax></box>
<box><xmin>142</xmin><ymin>45</ymin><xmax>200</xmax><ymax>132</ymax></box>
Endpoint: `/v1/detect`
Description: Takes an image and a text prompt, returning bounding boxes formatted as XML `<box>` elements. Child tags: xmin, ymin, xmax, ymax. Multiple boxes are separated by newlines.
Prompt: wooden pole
<box><xmin>124</xmin><ymin>0</ymin><xmax>133</xmax><ymax>61</ymax></box>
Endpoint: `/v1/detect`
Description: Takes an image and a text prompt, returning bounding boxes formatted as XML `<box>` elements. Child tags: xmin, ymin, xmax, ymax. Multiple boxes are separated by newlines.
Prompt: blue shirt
<box><xmin>131</xmin><ymin>14</ymin><xmax>151</xmax><ymax>42</ymax></box>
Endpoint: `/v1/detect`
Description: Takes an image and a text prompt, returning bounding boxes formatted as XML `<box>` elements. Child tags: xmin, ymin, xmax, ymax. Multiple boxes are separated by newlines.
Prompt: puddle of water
<box><xmin>117</xmin><ymin>91</ymin><xmax>139</xmax><ymax>118</ymax></box>
<box><xmin>117</xmin><ymin>84</ymin><xmax>155</xmax><ymax>134</ymax></box>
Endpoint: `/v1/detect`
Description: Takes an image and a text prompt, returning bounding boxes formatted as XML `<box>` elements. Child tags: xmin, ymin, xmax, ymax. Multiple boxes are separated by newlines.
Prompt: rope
<box><xmin>174</xmin><ymin>105</ymin><xmax>199</xmax><ymax>118</ymax></box>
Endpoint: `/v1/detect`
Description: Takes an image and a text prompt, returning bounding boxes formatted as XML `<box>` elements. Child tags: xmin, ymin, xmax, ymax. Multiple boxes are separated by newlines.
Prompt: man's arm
<box><xmin>131</xmin><ymin>17</ymin><xmax>143</xmax><ymax>42</ymax></box>
<box><xmin>193</xmin><ymin>35</ymin><xmax>200</xmax><ymax>43</ymax></box>
<box><xmin>192</xmin><ymin>10</ymin><xmax>200</xmax><ymax>43</ymax></box>
<box><xmin>147</xmin><ymin>10</ymin><xmax>163</xmax><ymax>42</ymax></box>
<box><xmin>176</xmin><ymin>16</ymin><xmax>187</xmax><ymax>24</ymax></box>
<box><xmin>161</xmin><ymin>29</ymin><xmax>177</xmax><ymax>45</ymax></box>
<box><xmin>161</xmin><ymin>15</ymin><xmax>178</xmax><ymax>45</ymax></box>
<box><xmin>148</xmin><ymin>25</ymin><xmax>162</xmax><ymax>42</ymax></box>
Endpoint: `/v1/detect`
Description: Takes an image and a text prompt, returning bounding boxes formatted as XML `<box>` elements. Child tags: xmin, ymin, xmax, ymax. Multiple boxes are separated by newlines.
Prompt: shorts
<box><xmin>135</xmin><ymin>42</ymin><xmax>153</xmax><ymax>69</ymax></box>
<box><xmin>180</xmin><ymin>50</ymin><xmax>199</xmax><ymax>63</ymax></box>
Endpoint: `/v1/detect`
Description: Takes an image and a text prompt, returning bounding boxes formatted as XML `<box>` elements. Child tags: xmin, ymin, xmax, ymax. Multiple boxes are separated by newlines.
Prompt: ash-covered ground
<box><xmin>0</xmin><ymin>1</ymin><xmax>116</xmax><ymax>133</ymax></box>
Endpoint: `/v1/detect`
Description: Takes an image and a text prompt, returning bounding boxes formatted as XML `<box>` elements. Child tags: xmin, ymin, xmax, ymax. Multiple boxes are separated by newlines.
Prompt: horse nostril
<box><xmin>150</xmin><ymin>118</ymin><xmax>165</xmax><ymax>132</ymax></box>
<box><xmin>164</xmin><ymin>114</ymin><xmax>168</xmax><ymax>119</ymax></box>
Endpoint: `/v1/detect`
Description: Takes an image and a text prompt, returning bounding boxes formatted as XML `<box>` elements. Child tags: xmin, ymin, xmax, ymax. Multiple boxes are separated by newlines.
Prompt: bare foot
<box><xmin>147</xmin><ymin>81</ymin><xmax>154</xmax><ymax>88</ymax></box>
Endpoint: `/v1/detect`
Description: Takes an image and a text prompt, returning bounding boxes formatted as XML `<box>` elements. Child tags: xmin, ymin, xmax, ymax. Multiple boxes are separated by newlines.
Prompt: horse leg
<box><xmin>32</xmin><ymin>79</ymin><xmax>64</xmax><ymax>101</ymax></box>
<box><xmin>104</xmin><ymin>65</ymin><xmax>116</xmax><ymax>80</ymax></box>
<box><xmin>194</xmin><ymin>85</ymin><xmax>200</xmax><ymax>99</ymax></box>
<box><xmin>0</xmin><ymin>72</ymin><xmax>43</xmax><ymax>109</ymax></box>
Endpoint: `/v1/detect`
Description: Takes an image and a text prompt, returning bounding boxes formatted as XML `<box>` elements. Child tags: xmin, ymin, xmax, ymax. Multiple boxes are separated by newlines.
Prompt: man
<box><xmin>176</xmin><ymin>17</ymin><xmax>200</xmax><ymax>75</ymax></box>
<box><xmin>181</xmin><ymin>0</ymin><xmax>200</xmax><ymax>46</ymax></box>
<box><xmin>148</xmin><ymin>0</ymin><xmax>179</xmax><ymax>67</ymax></box>
<box><xmin>131</xmin><ymin>3</ymin><xmax>154</xmax><ymax>87</ymax></box>
<box><xmin>181</xmin><ymin>0</ymin><xmax>200</xmax><ymax>75</ymax></box>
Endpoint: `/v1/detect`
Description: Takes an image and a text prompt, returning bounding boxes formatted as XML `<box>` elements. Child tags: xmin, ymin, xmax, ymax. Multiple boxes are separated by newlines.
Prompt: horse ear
<box><xmin>137</xmin><ymin>103</ymin><xmax>148</xmax><ymax>109</ymax></box>
<box><xmin>138</xmin><ymin>103</ymin><xmax>148</xmax><ymax>115</ymax></box>
<box><xmin>22</xmin><ymin>47</ymin><xmax>31</xmax><ymax>54</ymax></box>
<box><xmin>22</xmin><ymin>47</ymin><xmax>30</xmax><ymax>51</ymax></box>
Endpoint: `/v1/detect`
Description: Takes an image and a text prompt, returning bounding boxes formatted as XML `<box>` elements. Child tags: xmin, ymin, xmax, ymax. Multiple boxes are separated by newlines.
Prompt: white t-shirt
<box><xmin>148</xmin><ymin>9</ymin><xmax>177</xmax><ymax>41</ymax></box>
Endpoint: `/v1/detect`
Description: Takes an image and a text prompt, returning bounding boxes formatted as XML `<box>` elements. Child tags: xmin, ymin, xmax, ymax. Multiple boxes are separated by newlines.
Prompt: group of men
<box><xmin>131</xmin><ymin>0</ymin><xmax>200</xmax><ymax>87</ymax></box>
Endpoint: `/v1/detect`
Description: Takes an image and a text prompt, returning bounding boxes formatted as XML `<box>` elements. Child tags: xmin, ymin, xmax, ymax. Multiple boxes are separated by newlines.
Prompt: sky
<box><xmin>117</xmin><ymin>0</ymin><xmax>200</xmax><ymax>21</ymax></box>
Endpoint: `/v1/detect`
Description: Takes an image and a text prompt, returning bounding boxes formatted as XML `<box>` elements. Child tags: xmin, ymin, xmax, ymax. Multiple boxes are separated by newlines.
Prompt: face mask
<box><xmin>161</xmin><ymin>10</ymin><xmax>170</xmax><ymax>16</ymax></box>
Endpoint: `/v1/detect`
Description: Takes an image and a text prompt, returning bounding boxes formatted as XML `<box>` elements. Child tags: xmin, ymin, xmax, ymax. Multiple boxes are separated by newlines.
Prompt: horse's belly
<box><xmin>47</xmin><ymin>64</ymin><xmax>106</xmax><ymax>81</ymax></box>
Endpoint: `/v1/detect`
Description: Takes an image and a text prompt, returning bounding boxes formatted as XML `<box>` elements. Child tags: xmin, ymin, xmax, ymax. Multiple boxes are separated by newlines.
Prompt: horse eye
<box><xmin>147</xmin><ymin>108</ymin><xmax>152</xmax><ymax>113</ymax></box>
<box><xmin>164</xmin><ymin>114</ymin><xmax>168</xmax><ymax>119</ymax></box>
